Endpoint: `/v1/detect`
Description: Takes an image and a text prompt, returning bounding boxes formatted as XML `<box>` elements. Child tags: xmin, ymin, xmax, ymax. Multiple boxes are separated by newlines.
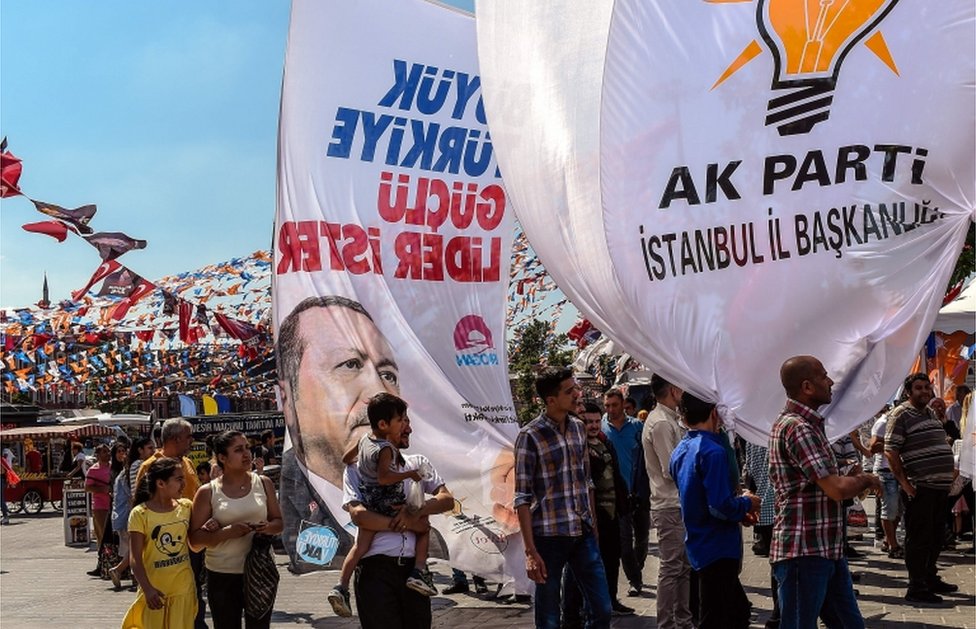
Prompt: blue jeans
<box><xmin>773</xmin><ymin>557</ymin><xmax>863</xmax><ymax>629</ymax></box>
<box><xmin>534</xmin><ymin>533</ymin><xmax>611</xmax><ymax>629</ymax></box>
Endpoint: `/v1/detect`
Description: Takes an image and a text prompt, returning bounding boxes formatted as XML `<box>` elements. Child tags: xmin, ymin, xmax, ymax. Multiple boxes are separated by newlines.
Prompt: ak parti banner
<box><xmin>273</xmin><ymin>0</ymin><xmax>519</xmax><ymax>582</ymax></box>
<box><xmin>478</xmin><ymin>0</ymin><xmax>975</xmax><ymax>444</ymax></box>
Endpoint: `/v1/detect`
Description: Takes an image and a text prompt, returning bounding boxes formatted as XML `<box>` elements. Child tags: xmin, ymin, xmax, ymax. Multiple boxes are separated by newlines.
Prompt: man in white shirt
<box><xmin>641</xmin><ymin>374</ymin><xmax>693</xmax><ymax>629</ymax></box>
<box><xmin>342</xmin><ymin>414</ymin><xmax>455</xmax><ymax>628</ymax></box>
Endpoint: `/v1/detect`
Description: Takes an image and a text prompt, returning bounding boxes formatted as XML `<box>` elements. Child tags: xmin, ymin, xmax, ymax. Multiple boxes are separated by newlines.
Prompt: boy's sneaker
<box><xmin>327</xmin><ymin>584</ymin><xmax>353</xmax><ymax>617</ymax></box>
<box><xmin>406</xmin><ymin>567</ymin><xmax>438</xmax><ymax>596</ymax></box>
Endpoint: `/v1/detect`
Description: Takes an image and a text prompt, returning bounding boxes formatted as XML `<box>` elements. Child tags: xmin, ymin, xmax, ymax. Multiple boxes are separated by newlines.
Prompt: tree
<box><xmin>949</xmin><ymin>221</ymin><xmax>975</xmax><ymax>291</ymax></box>
<box><xmin>508</xmin><ymin>319</ymin><xmax>574</xmax><ymax>425</ymax></box>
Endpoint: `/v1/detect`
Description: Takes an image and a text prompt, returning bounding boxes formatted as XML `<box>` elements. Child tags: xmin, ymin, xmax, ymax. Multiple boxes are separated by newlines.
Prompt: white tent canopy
<box><xmin>934</xmin><ymin>282</ymin><xmax>976</xmax><ymax>334</ymax></box>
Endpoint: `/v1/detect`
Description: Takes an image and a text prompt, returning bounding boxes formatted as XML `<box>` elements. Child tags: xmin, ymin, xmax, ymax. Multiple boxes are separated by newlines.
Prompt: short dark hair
<box><xmin>276</xmin><ymin>295</ymin><xmax>373</xmax><ymax>401</ymax></box>
<box><xmin>680</xmin><ymin>391</ymin><xmax>716</xmax><ymax>426</ymax></box>
<box><xmin>261</xmin><ymin>430</ymin><xmax>274</xmax><ymax>443</ymax></box>
<box><xmin>582</xmin><ymin>401</ymin><xmax>602</xmax><ymax>415</ymax></box>
<box><xmin>651</xmin><ymin>374</ymin><xmax>672</xmax><ymax>399</ymax></box>
<box><xmin>604</xmin><ymin>388</ymin><xmax>624</xmax><ymax>402</ymax></box>
<box><xmin>367</xmin><ymin>392</ymin><xmax>408</xmax><ymax>430</ymax></box>
<box><xmin>903</xmin><ymin>373</ymin><xmax>929</xmax><ymax>392</ymax></box>
<box><xmin>956</xmin><ymin>385</ymin><xmax>972</xmax><ymax>400</ymax></box>
<box><xmin>625</xmin><ymin>397</ymin><xmax>637</xmax><ymax>407</ymax></box>
<box><xmin>196</xmin><ymin>461</ymin><xmax>211</xmax><ymax>475</ymax></box>
<box><xmin>535</xmin><ymin>367</ymin><xmax>575</xmax><ymax>400</ymax></box>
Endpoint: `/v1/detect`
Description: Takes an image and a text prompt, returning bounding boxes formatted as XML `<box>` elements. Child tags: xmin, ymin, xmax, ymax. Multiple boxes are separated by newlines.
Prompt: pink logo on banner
<box><xmin>454</xmin><ymin>315</ymin><xmax>499</xmax><ymax>367</ymax></box>
<box><xmin>453</xmin><ymin>315</ymin><xmax>494</xmax><ymax>351</ymax></box>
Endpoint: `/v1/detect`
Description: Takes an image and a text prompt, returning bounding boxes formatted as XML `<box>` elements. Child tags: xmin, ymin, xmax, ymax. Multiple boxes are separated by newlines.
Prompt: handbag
<box><xmin>846</xmin><ymin>497</ymin><xmax>868</xmax><ymax>527</ymax></box>
<box><xmin>99</xmin><ymin>541</ymin><xmax>122</xmax><ymax>580</ymax></box>
<box><xmin>948</xmin><ymin>473</ymin><xmax>965</xmax><ymax>497</ymax></box>
<box><xmin>243</xmin><ymin>533</ymin><xmax>280</xmax><ymax>618</ymax></box>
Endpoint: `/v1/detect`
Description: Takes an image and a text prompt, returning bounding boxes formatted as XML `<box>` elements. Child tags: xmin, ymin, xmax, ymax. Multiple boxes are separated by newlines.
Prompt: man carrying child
<box><xmin>328</xmin><ymin>393</ymin><xmax>437</xmax><ymax>617</ymax></box>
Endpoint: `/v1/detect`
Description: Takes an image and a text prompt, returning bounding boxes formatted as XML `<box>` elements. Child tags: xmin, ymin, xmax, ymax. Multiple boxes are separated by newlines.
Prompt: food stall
<box><xmin>0</xmin><ymin>422</ymin><xmax>117</xmax><ymax>514</ymax></box>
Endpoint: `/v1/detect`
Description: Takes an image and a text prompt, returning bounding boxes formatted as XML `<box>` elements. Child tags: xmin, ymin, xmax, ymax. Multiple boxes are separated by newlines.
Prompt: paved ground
<box><xmin>1</xmin><ymin>504</ymin><xmax>973</xmax><ymax>628</ymax></box>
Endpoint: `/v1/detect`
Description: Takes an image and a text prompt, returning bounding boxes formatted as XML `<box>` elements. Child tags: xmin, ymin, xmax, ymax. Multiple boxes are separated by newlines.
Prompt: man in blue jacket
<box><xmin>670</xmin><ymin>392</ymin><xmax>760</xmax><ymax>629</ymax></box>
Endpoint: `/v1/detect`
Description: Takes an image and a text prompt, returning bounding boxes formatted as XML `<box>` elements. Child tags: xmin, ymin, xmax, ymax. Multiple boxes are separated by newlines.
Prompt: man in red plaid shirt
<box><xmin>768</xmin><ymin>356</ymin><xmax>881</xmax><ymax>629</ymax></box>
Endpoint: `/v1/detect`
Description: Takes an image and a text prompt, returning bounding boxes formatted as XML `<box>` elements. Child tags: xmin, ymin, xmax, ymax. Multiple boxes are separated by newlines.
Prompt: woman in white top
<box><xmin>189</xmin><ymin>431</ymin><xmax>283</xmax><ymax>629</ymax></box>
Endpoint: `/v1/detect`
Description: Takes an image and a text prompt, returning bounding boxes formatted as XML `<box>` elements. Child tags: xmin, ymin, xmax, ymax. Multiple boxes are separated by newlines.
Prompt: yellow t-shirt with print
<box><xmin>122</xmin><ymin>498</ymin><xmax>197</xmax><ymax>629</ymax></box>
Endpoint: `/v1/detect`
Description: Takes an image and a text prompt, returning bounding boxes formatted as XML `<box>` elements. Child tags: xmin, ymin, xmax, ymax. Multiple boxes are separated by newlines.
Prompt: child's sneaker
<box><xmin>327</xmin><ymin>584</ymin><xmax>353</xmax><ymax>617</ymax></box>
<box><xmin>406</xmin><ymin>567</ymin><xmax>438</xmax><ymax>596</ymax></box>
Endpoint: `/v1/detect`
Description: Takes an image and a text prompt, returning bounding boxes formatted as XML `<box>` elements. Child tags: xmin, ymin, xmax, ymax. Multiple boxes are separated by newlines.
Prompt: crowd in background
<box><xmin>65</xmin><ymin>422</ymin><xmax>284</xmax><ymax>629</ymax></box>
<box><xmin>507</xmin><ymin>363</ymin><xmax>973</xmax><ymax>629</ymax></box>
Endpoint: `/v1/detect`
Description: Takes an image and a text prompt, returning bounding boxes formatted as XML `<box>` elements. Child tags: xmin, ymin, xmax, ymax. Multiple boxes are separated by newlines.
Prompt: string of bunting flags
<box><xmin>0</xmin><ymin>139</ymin><xmax>275</xmax><ymax>404</ymax></box>
<box><xmin>1</xmin><ymin>139</ymin><xmax>571</xmax><ymax>406</ymax></box>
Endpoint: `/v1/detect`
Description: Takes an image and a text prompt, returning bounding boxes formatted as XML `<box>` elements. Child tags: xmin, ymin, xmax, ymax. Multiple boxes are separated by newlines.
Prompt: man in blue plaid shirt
<box><xmin>514</xmin><ymin>367</ymin><xmax>611</xmax><ymax>629</ymax></box>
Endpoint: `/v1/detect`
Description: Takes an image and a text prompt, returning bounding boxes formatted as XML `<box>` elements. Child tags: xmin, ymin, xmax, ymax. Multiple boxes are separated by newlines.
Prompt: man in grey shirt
<box><xmin>642</xmin><ymin>374</ymin><xmax>693</xmax><ymax>629</ymax></box>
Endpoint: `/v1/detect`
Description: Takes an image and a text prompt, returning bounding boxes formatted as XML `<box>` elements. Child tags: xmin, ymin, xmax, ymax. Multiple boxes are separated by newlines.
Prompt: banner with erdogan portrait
<box><xmin>477</xmin><ymin>0</ymin><xmax>974</xmax><ymax>444</ymax></box>
<box><xmin>273</xmin><ymin>0</ymin><xmax>520</xmax><ymax>581</ymax></box>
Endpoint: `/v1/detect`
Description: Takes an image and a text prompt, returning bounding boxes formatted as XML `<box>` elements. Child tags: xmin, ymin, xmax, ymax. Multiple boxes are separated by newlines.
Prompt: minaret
<box><xmin>38</xmin><ymin>272</ymin><xmax>50</xmax><ymax>309</ymax></box>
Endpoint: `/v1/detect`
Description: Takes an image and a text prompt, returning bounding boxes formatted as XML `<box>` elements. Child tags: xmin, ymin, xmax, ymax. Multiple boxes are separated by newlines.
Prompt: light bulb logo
<box><xmin>710</xmin><ymin>0</ymin><xmax>902</xmax><ymax>136</ymax></box>
<box><xmin>758</xmin><ymin>0</ymin><xmax>899</xmax><ymax>135</ymax></box>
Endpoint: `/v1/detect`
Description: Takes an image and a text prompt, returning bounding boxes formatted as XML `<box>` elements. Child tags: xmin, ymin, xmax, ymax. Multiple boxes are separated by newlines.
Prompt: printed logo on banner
<box><xmin>469</xmin><ymin>528</ymin><xmax>509</xmax><ymax>554</ymax></box>
<box><xmin>297</xmin><ymin>524</ymin><xmax>340</xmax><ymax>565</ymax></box>
<box><xmin>453</xmin><ymin>314</ymin><xmax>499</xmax><ymax>367</ymax></box>
<box><xmin>712</xmin><ymin>0</ymin><xmax>900</xmax><ymax>135</ymax></box>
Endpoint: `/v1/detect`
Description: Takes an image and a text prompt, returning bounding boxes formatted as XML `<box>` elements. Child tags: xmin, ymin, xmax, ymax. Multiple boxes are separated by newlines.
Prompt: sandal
<box><xmin>881</xmin><ymin>542</ymin><xmax>890</xmax><ymax>553</ymax></box>
<box><xmin>888</xmin><ymin>546</ymin><xmax>905</xmax><ymax>559</ymax></box>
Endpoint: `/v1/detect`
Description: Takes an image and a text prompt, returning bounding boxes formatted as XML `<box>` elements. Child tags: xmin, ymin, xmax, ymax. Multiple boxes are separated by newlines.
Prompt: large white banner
<box><xmin>477</xmin><ymin>1</ymin><xmax>975</xmax><ymax>443</ymax></box>
<box><xmin>275</xmin><ymin>0</ymin><xmax>519</xmax><ymax>580</ymax></box>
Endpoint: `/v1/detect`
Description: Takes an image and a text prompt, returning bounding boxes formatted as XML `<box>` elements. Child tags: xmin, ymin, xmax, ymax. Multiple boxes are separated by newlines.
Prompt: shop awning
<box><xmin>0</xmin><ymin>422</ymin><xmax>117</xmax><ymax>441</ymax></box>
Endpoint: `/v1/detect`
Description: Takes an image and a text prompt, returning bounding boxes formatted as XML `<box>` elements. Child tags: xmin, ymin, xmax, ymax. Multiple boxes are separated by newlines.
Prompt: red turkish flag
<box><xmin>22</xmin><ymin>221</ymin><xmax>69</xmax><ymax>242</ymax></box>
<box><xmin>1</xmin><ymin>145</ymin><xmax>23</xmax><ymax>198</ymax></box>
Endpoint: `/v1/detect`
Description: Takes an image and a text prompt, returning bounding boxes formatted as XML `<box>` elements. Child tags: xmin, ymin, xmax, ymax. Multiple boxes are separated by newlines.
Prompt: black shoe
<box><xmin>500</xmin><ymin>594</ymin><xmax>531</xmax><ymax>605</ymax></box>
<box><xmin>929</xmin><ymin>580</ymin><xmax>959</xmax><ymax>594</ymax></box>
<box><xmin>611</xmin><ymin>600</ymin><xmax>635</xmax><ymax>616</ymax></box>
<box><xmin>752</xmin><ymin>542</ymin><xmax>770</xmax><ymax>557</ymax></box>
<box><xmin>473</xmin><ymin>578</ymin><xmax>489</xmax><ymax>595</ymax></box>
<box><xmin>442</xmin><ymin>581</ymin><xmax>470</xmax><ymax>595</ymax></box>
<box><xmin>627</xmin><ymin>583</ymin><xmax>642</xmax><ymax>597</ymax></box>
<box><xmin>850</xmin><ymin>572</ymin><xmax>861</xmax><ymax>583</ymax></box>
<box><xmin>905</xmin><ymin>590</ymin><xmax>944</xmax><ymax>606</ymax></box>
<box><xmin>86</xmin><ymin>568</ymin><xmax>102</xmax><ymax>577</ymax></box>
<box><xmin>844</xmin><ymin>545</ymin><xmax>862</xmax><ymax>558</ymax></box>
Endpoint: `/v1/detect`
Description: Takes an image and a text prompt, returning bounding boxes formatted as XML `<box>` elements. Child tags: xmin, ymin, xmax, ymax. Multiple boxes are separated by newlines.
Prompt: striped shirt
<box><xmin>768</xmin><ymin>399</ymin><xmax>844</xmax><ymax>562</ymax></box>
<box><xmin>745</xmin><ymin>442</ymin><xmax>775</xmax><ymax>526</ymax></box>
<box><xmin>514</xmin><ymin>413</ymin><xmax>593</xmax><ymax>537</ymax></box>
<box><xmin>884</xmin><ymin>401</ymin><xmax>954</xmax><ymax>489</ymax></box>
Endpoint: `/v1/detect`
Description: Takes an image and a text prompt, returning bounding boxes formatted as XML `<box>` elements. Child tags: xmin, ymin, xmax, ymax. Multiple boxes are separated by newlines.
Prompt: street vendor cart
<box><xmin>0</xmin><ymin>422</ymin><xmax>117</xmax><ymax>514</ymax></box>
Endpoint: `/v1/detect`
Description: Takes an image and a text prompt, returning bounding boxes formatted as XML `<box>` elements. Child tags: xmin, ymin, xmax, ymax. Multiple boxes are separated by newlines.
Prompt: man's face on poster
<box><xmin>283</xmin><ymin>305</ymin><xmax>400</xmax><ymax>486</ymax></box>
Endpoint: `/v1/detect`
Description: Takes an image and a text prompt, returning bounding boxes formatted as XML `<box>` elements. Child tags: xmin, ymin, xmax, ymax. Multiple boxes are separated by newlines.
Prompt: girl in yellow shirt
<box><xmin>122</xmin><ymin>457</ymin><xmax>198</xmax><ymax>628</ymax></box>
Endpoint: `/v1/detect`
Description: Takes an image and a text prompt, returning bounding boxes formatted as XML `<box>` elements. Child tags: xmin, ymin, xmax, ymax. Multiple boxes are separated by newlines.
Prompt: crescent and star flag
<box><xmin>274</xmin><ymin>0</ymin><xmax>520</xmax><ymax>584</ymax></box>
<box><xmin>477</xmin><ymin>0</ymin><xmax>975</xmax><ymax>443</ymax></box>
<box><xmin>72</xmin><ymin>260</ymin><xmax>122</xmax><ymax>301</ymax></box>
<box><xmin>108</xmin><ymin>277</ymin><xmax>157</xmax><ymax>321</ymax></box>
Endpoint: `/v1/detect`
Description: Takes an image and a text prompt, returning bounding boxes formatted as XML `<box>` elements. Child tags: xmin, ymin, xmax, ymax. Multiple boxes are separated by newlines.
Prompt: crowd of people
<box><xmin>45</xmin><ymin>360</ymin><xmax>972</xmax><ymax>629</ymax></box>
<box><xmin>512</xmin><ymin>360</ymin><xmax>973</xmax><ymax>629</ymax></box>
<box><xmin>64</xmin><ymin>397</ymin><xmax>456</xmax><ymax>629</ymax></box>
<box><xmin>71</xmin><ymin>420</ymin><xmax>285</xmax><ymax>629</ymax></box>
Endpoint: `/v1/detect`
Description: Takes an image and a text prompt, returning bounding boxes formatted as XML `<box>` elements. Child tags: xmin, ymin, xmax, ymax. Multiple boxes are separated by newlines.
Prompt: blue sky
<box><xmin>0</xmin><ymin>0</ymin><xmax>474</xmax><ymax>308</ymax></box>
